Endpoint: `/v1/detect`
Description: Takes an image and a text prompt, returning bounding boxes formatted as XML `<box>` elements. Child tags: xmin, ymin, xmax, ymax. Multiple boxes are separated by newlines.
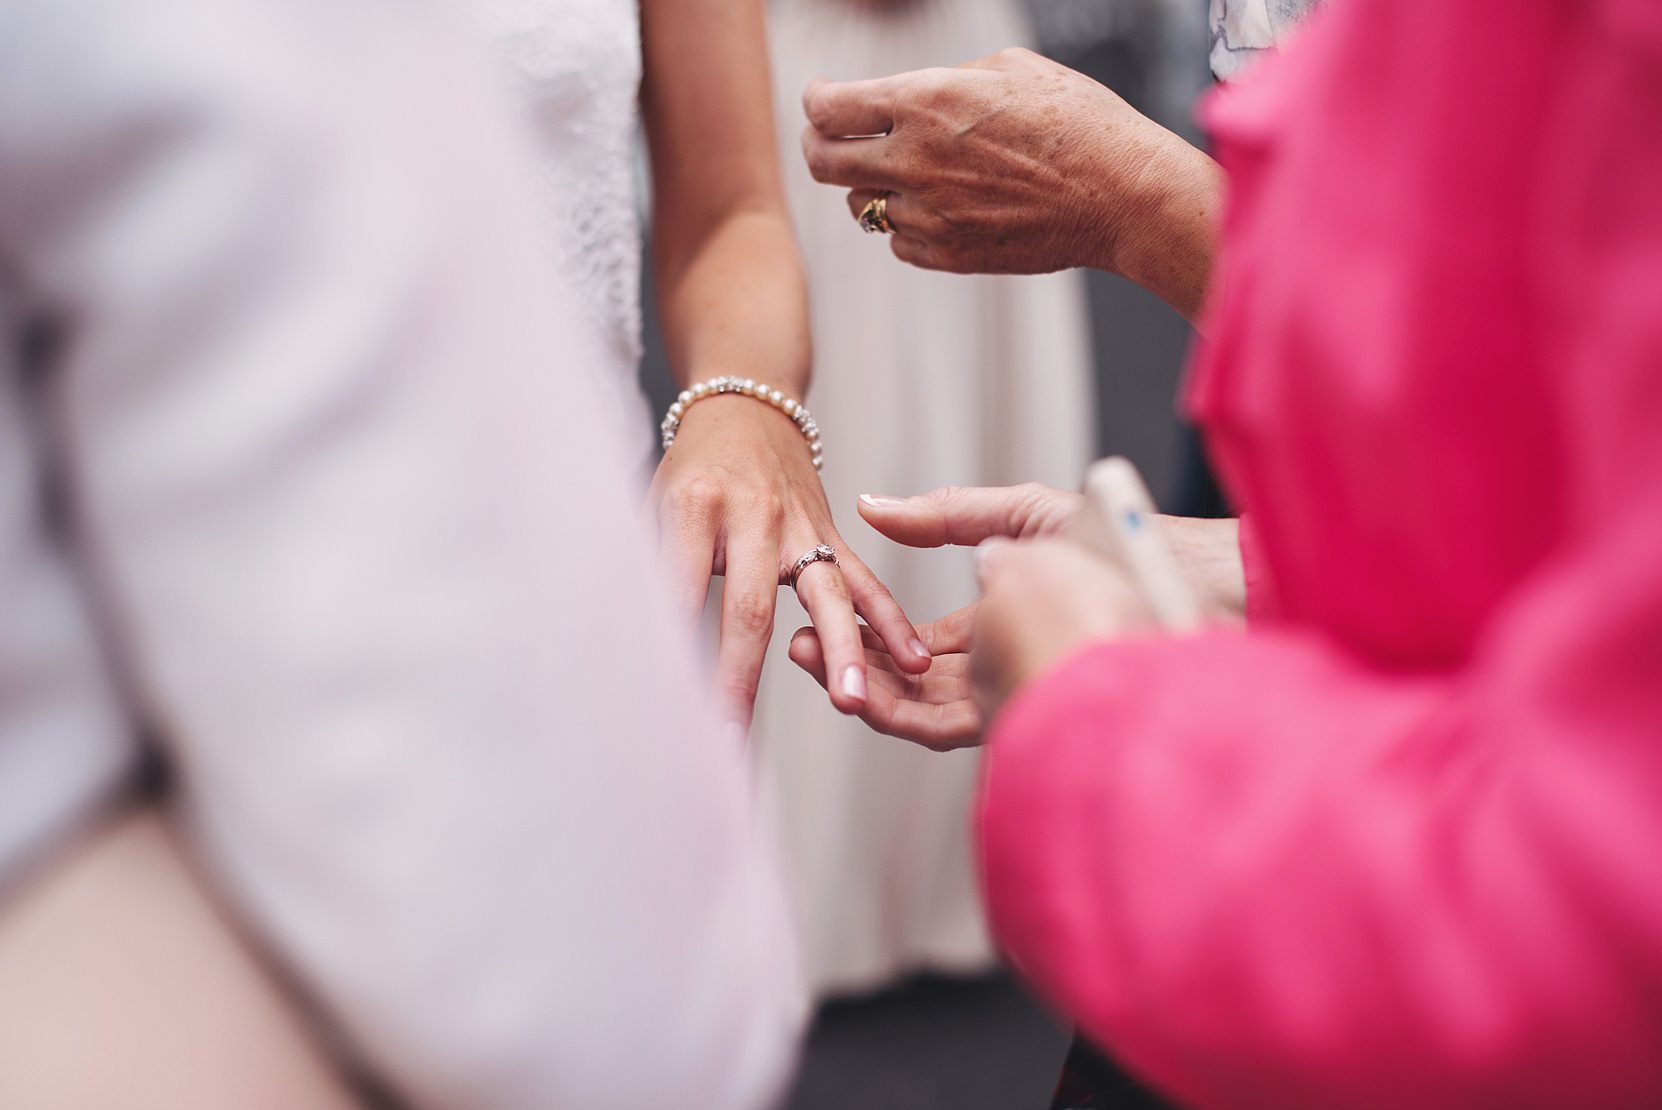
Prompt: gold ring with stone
<box><xmin>857</xmin><ymin>195</ymin><xmax>893</xmax><ymax>235</ymax></box>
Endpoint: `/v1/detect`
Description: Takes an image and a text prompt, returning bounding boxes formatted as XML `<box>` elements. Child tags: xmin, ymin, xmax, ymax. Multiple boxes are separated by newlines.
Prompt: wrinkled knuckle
<box><xmin>933</xmin><ymin>484</ymin><xmax>968</xmax><ymax>507</ymax></box>
<box><xmin>1015</xmin><ymin>481</ymin><xmax>1052</xmax><ymax>506</ymax></box>
<box><xmin>814</xmin><ymin>569</ymin><xmax>853</xmax><ymax>604</ymax></box>
<box><xmin>914</xmin><ymin>208</ymin><xmax>952</xmax><ymax>242</ymax></box>
<box><xmin>722</xmin><ymin>674</ymin><xmax>760</xmax><ymax>708</ymax></box>
<box><xmin>728</xmin><ymin>594</ymin><xmax>776</xmax><ymax>637</ymax></box>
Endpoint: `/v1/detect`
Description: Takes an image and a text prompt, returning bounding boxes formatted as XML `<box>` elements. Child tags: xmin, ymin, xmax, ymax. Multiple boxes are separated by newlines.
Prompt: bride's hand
<box><xmin>650</xmin><ymin>395</ymin><xmax>930</xmax><ymax>736</ymax></box>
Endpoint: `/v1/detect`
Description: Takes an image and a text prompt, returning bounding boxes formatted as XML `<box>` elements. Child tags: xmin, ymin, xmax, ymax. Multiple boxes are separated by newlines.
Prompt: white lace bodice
<box><xmin>443</xmin><ymin>0</ymin><xmax>644</xmax><ymax>369</ymax></box>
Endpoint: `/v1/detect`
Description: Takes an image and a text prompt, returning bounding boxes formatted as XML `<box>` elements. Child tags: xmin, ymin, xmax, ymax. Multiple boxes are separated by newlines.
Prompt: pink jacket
<box><xmin>978</xmin><ymin>1</ymin><xmax>1662</xmax><ymax>1107</ymax></box>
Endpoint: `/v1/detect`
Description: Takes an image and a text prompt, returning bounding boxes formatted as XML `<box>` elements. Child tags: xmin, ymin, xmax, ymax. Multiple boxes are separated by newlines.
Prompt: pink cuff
<box><xmin>1238</xmin><ymin>511</ymin><xmax>1282</xmax><ymax>624</ymax></box>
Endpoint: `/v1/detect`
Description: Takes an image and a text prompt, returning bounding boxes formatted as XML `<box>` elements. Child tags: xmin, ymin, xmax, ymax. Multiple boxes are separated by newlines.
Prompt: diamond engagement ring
<box><xmin>789</xmin><ymin>544</ymin><xmax>839</xmax><ymax>589</ymax></box>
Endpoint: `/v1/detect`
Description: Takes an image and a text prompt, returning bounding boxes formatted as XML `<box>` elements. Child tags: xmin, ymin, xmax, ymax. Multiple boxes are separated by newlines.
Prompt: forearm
<box><xmin>653</xmin><ymin>206</ymin><xmax>811</xmax><ymax>397</ymax></box>
<box><xmin>1153</xmin><ymin>515</ymin><xmax>1245</xmax><ymax>619</ymax></box>
<box><xmin>982</xmin><ymin>619</ymin><xmax>1662</xmax><ymax>1108</ymax></box>
<box><xmin>641</xmin><ymin>0</ymin><xmax>807</xmax><ymax>397</ymax></box>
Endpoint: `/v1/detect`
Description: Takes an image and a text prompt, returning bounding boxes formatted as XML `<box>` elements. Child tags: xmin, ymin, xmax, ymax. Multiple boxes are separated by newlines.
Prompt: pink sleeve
<box><xmin>979</xmin><ymin>506</ymin><xmax>1662</xmax><ymax>1109</ymax></box>
<box><xmin>979</xmin><ymin>14</ymin><xmax>1662</xmax><ymax>1107</ymax></box>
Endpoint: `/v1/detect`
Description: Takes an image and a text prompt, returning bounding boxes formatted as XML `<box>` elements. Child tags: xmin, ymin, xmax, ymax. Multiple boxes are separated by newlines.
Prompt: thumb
<box><xmin>858</xmin><ymin>484</ymin><xmax>1077</xmax><ymax>548</ymax></box>
<box><xmin>973</xmin><ymin>536</ymin><xmax>1015</xmax><ymax>591</ymax></box>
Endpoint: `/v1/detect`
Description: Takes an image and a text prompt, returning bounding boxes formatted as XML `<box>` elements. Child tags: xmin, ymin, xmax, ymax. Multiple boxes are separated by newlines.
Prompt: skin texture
<box><xmin>801</xmin><ymin>48</ymin><xmax>1224</xmax><ymax>323</ymax></box>
<box><xmin>642</xmin><ymin>0</ymin><xmax>928</xmax><ymax>735</ymax></box>
<box><xmin>790</xmin><ymin>485</ymin><xmax>1244</xmax><ymax>748</ymax></box>
<box><xmin>0</xmin><ymin>810</ymin><xmax>361</xmax><ymax>1109</ymax></box>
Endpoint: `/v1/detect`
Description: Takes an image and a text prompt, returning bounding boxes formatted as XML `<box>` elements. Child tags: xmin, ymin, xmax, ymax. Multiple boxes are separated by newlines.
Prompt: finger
<box><xmin>889</xmin><ymin>233</ymin><xmax>945</xmax><ymax>270</ymax></box>
<box><xmin>791</xmin><ymin>628</ymin><xmax>964</xmax><ymax>695</ymax></box>
<box><xmin>973</xmin><ymin>536</ymin><xmax>1016</xmax><ymax>592</ymax></box>
<box><xmin>716</xmin><ymin>535</ymin><xmax>780</xmax><ymax>732</ymax></box>
<box><xmin>800</xmin><ymin>601</ymin><xmax>975</xmax><ymax>661</ymax></box>
<box><xmin>802</xmin><ymin>127</ymin><xmax>900</xmax><ymax>190</ymax></box>
<box><xmin>791</xmin><ymin>560</ymin><xmax>868</xmax><ymax>714</ymax></box>
<box><xmin>655</xmin><ymin>495</ymin><xmax>721</xmax><ymax>625</ymax></box>
<box><xmin>793</xmin><ymin>624</ymin><xmax>914</xmax><ymax>678</ymax></box>
<box><xmin>803</xmin><ymin>76</ymin><xmax>898</xmax><ymax>137</ymax></box>
<box><xmin>787</xmin><ymin>630</ymin><xmax>982</xmax><ymax>749</ymax></box>
<box><xmin>857</xmin><ymin>484</ymin><xmax>1079</xmax><ymax>548</ymax></box>
<box><xmin>919</xmin><ymin>604</ymin><xmax>977</xmax><ymax>655</ymax></box>
<box><xmin>880</xmin><ymin>194</ymin><xmax>928</xmax><ymax>238</ymax></box>
<box><xmin>845</xmin><ymin>189</ymin><xmax>922</xmax><ymax>234</ymax></box>
<box><xmin>839</xmin><ymin>554</ymin><xmax>930</xmax><ymax>672</ymax></box>
<box><xmin>846</xmin><ymin>188</ymin><xmax>882</xmax><ymax>222</ymax></box>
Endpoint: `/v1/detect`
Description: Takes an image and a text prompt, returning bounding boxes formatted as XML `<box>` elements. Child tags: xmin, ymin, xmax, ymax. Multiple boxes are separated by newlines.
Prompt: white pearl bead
<box><xmin>666</xmin><ymin>378</ymin><xmax>822</xmax><ymax>468</ymax></box>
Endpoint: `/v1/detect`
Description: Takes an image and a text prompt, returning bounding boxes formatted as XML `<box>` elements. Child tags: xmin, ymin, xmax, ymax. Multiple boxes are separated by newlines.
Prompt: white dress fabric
<box><xmin>756</xmin><ymin>0</ymin><xmax>1096</xmax><ymax>996</ymax></box>
<box><xmin>437</xmin><ymin>0</ymin><xmax>653</xmax><ymax>463</ymax></box>
<box><xmin>1209</xmin><ymin>0</ymin><xmax>1322</xmax><ymax>79</ymax></box>
<box><xmin>0</xmin><ymin>0</ymin><xmax>802</xmax><ymax>1105</ymax></box>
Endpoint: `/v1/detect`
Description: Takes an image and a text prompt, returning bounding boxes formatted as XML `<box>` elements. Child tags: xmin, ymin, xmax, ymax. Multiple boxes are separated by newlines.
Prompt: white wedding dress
<box><xmin>438</xmin><ymin>0</ymin><xmax>654</xmax><ymax>459</ymax></box>
<box><xmin>757</xmin><ymin>0</ymin><xmax>1095</xmax><ymax>996</ymax></box>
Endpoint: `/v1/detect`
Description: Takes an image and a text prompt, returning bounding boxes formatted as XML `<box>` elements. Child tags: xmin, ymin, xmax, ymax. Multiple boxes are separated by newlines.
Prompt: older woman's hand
<box><xmin>788</xmin><ymin>484</ymin><xmax>1246</xmax><ymax>747</ymax></box>
<box><xmin>787</xmin><ymin>537</ymin><xmax>1147</xmax><ymax>748</ymax></box>
<box><xmin>800</xmin><ymin>48</ymin><xmax>1223</xmax><ymax>321</ymax></box>
<box><xmin>969</xmin><ymin>538</ymin><xmax>1150</xmax><ymax>718</ymax></box>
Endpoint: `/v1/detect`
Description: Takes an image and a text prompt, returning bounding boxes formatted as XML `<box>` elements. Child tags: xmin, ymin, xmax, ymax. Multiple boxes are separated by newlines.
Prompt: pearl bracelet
<box><xmin>660</xmin><ymin>376</ymin><xmax>824</xmax><ymax>471</ymax></box>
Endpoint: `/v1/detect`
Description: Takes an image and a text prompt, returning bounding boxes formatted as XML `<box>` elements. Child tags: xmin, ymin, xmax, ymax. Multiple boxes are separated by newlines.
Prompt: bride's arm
<box><xmin>641</xmin><ymin>0</ymin><xmax>929</xmax><ymax>736</ymax></box>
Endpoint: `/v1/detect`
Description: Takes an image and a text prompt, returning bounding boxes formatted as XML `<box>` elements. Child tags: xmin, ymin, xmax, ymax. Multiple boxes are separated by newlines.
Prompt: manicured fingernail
<box><xmin>840</xmin><ymin>665</ymin><xmax>867</xmax><ymax>702</ymax></box>
<box><xmin>859</xmin><ymin>494</ymin><xmax>908</xmax><ymax>508</ymax></box>
<box><xmin>909</xmin><ymin>638</ymin><xmax>930</xmax><ymax>660</ymax></box>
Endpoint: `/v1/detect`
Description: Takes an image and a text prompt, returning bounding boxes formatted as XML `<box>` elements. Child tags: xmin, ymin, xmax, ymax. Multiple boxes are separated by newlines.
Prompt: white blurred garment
<box><xmin>0</xmin><ymin>0</ymin><xmax>802</xmax><ymax>1105</ymax></box>
<box><xmin>757</xmin><ymin>0</ymin><xmax>1095</xmax><ymax>996</ymax></box>
<box><xmin>436</xmin><ymin>0</ymin><xmax>648</xmax><ymax>404</ymax></box>
<box><xmin>1209</xmin><ymin>0</ymin><xmax>1322</xmax><ymax>79</ymax></box>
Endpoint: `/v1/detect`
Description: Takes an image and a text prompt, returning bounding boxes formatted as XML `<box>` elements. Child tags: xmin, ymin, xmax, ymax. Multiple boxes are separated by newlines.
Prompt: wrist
<box><xmin>1102</xmin><ymin>140</ymin><xmax>1222</xmax><ymax>324</ymax></box>
<box><xmin>661</xmin><ymin>376</ymin><xmax>822</xmax><ymax>470</ymax></box>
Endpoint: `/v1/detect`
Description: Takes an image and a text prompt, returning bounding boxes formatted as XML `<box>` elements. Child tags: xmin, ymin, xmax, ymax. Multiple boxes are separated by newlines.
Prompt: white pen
<box><xmin>1067</xmin><ymin>456</ymin><xmax>1202</xmax><ymax>631</ymax></box>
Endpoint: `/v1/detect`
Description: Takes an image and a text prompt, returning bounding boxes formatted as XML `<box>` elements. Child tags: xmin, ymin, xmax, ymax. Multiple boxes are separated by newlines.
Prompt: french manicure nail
<box><xmin>859</xmin><ymin>494</ymin><xmax>908</xmax><ymax>508</ymax></box>
<box><xmin>909</xmin><ymin>638</ymin><xmax>930</xmax><ymax>660</ymax></box>
<box><xmin>841</xmin><ymin>665</ymin><xmax>867</xmax><ymax>702</ymax></box>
